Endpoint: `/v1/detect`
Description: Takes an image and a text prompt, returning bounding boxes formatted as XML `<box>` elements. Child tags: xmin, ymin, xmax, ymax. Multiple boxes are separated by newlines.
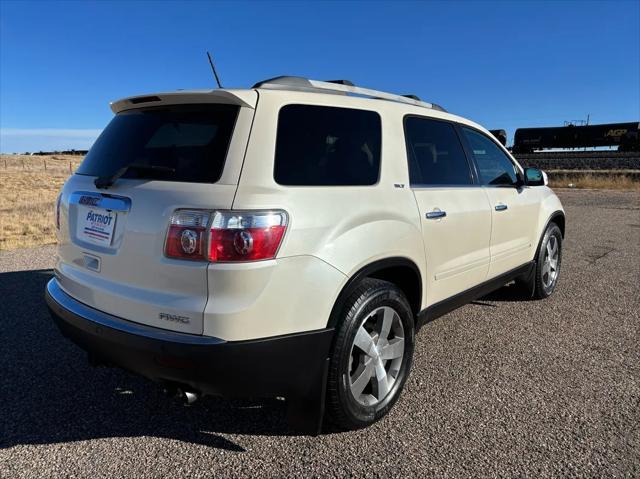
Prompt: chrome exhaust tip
<box><xmin>183</xmin><ymin>390</ymin><xmax>199</xmax><ymax>404</ymax></box>
<box><xmin>163</xmin><ymin>385</ymin><xmax>200</xmax><ymax>405</ymax></box>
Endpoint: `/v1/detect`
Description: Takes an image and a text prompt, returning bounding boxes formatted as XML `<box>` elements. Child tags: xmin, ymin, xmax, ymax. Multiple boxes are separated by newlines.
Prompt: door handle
<box><xmin>495</xmin><ymin>204</ymin><xmax>508</xmax><ymax>211</ymax></box>
<box><xmin>426</xmin><ymin>210</ymin><xmax>447</xmax><ymax>219</ymax></box>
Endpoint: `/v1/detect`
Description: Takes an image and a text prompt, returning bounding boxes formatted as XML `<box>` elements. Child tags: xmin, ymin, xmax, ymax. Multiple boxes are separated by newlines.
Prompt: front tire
<box><xmin>533</xmin><ymin>223</ymin><xmax>563</xmax><ymax>299</ymax></box>
<box><xmin>325</xmin><ymin>278</ymin><xmax>415</xmax><ymax>430</ymax></box>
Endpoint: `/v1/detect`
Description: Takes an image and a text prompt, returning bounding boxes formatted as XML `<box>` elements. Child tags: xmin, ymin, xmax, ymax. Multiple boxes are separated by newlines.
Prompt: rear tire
<box><xmin>325</xmin><ymin>279</ymin><xmax>415</xmax><ymax>431</ymax></box>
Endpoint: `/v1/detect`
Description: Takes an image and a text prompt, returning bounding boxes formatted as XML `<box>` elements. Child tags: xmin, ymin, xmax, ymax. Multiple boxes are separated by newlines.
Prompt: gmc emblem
<box><xmin>79</xmin><ymin>196</ymin><xmax>101</xmax><ymax>207</ymax></box>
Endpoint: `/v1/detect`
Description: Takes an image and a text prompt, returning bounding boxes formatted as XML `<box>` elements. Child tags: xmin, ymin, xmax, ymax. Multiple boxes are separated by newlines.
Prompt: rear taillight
<box><xmin>209</xmin><ymin>211</ymin><xmax>287</xmax><ymax>262</ymax></box>
<box><xmin>164</xmin><ymin>209</ymin><xmax>288</xmax><ymax>263</ymax></box>
<box><xmin>55</xmin><ymin>193</ymin><xmax>62</xmax><ymax>230</ymax></box>
<box><xmin>165</xmin><ymin>210</ymin><xmax>211</xmax><ymax>261</ymax></box>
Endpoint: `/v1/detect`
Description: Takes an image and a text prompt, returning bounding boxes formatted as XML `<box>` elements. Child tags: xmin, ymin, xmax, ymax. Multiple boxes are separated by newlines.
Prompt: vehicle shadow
<box><xmin>477</xmin><ymin>281</ymin><xmax>533</xmax><ymax>303</ymax></box>
<box><xmin>0</xmin><ymin>269</ymin><xmax>299</xmax><ymax>452</ymax></box>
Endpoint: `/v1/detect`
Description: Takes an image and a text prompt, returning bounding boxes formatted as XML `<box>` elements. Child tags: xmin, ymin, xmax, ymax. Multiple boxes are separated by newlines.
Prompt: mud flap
<box><xmin>518</xmin><ymin>259</ymin><xmax>537</xmax><ymax>299</ymax></box>
<box><xmin>286</xmin><ymin>357</ymin><xmax>329</xmax><ymax>435</ymax></box>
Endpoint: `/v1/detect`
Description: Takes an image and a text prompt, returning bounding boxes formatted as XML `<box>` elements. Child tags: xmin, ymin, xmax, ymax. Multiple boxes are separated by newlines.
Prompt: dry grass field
<box><xmin>0</xmin><ymin>154</ymin><xmax>638</xmax><ymax>251</ymax></box>
<box><xmin>0</xmin><ymin>155</ymin><xmax>82</xmax><ymax>251</ymax></box>
<box><xmin>548</xmin><ymin>171</ymin><xmax>640</xmax><ymax>190</ymax></box>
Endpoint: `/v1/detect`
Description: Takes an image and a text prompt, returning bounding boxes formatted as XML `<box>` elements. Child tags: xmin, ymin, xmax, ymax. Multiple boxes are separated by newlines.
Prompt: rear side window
<box><xmin>404</xmin><ymin>117</ymin><xmax>473</xmax><ymax>186</ymax></box>
<box><xmin>274</xmin><ymin>105</ymin><xmax>381</xmax><ymax>186</ymax></box>
<box><xmin>461</xmin><ymin>127</ymin><xmax>519</xmax><ymax>186</ymax></box>
<box><xmin>76</xmin><ymin>104</ymin><xmax>239</xmax><ymax>183</ymax></box>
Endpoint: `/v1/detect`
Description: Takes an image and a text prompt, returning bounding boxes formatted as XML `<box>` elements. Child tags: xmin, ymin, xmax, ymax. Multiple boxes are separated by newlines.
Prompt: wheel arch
<box><xmin>534</xmin><ymin>210</ymin><xmax>565</xmax><ymax>260</ymax></box>
<box><xmin>327</xmin><ymin>257</ymin><xmax>422</xmax><ymax>329</ymax></box>
<box><xmin>548</xmin><ymin>210</ymin><xmax>565</xmax><ymax>237</ymax></box>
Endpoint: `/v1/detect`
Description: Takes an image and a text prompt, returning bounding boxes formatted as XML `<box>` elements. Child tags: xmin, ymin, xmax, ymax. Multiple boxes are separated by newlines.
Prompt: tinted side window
<box><xmin>274</xmin><ymin>105</ymin><xmax>381</xmax><ymax>186</ymax></box>
<box><xmin>462</xmin><ymin>127</ymin><xmax>519</xmax><ymax>186</ymax></box>
<box><xmin>404</xmin><ymin>117</ymin><xmax>473</xmax><ymax>186</ymax></box>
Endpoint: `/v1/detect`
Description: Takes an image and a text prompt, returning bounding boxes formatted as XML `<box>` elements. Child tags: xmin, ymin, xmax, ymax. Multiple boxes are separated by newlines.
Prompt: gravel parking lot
<box><xmin>1</xmin><ymin>189</ymin><xmax>638</xmax><ymax>478</ymax></box>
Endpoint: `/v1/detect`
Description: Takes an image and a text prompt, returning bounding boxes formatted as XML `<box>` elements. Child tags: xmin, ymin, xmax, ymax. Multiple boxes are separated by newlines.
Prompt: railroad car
<box><xmin>489</xmin><ymin>129</ymin><xmax>507</xmax><ymax>146</ymax></box>
<box><xmin>513</xmin><ymin>122</ymin><xmax>639</xmax><ymax>153</ymax></box>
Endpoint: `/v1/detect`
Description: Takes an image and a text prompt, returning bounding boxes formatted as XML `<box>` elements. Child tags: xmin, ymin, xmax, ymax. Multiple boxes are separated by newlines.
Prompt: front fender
<box><xmin>535</xmin><ymin>187</ymin><xmax>565</xmax><ymax>249</ymax></box>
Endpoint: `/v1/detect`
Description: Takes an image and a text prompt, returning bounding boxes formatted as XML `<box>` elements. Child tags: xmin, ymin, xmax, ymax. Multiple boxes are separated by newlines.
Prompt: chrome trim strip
<box><xmin>490</xmin><ymin>242</ymin><xmax>532</xmax><ymax>261</ymax></box>
<box><xmin>434</xmin><ymin>256</ymin><xmax>490</xmax><ymax>281</ymax></box>
<box><xmin>69</xmin><ymin>191</ymin><xmax>131</xmax><ymax>213</ymax></box>
<box><xmin>46</xmin><ymin>278</ymin><xmax>225</xmax><ymax>345</ymax></box>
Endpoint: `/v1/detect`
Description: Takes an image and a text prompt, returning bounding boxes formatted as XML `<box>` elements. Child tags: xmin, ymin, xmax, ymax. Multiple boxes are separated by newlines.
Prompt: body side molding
<box><xmin>417</xmin><ymin>261</ymin><xmax>535</xmax><ymax>330</ymax></box>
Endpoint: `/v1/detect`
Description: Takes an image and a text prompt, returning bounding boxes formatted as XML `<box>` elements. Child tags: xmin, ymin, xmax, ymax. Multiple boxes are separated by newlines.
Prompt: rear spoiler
<box><xmin>110</xmin><ymin>89</ymin><xmax>257</xmax><ymax>114</ymax></box>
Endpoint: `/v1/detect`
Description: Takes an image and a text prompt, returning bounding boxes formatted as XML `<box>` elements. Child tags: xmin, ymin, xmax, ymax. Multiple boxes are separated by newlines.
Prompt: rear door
<box><xmin>460</xmin><ymin>126</ymin><xmax>541</xmax><ymax>279</ymax></box>
<box><xmin>406</xmin><ymin>117</ymin><xmax>492</xmax><ymax>306</ymax></box>
<box><xmin>56</xmin><ymin>99</ymin><xmax>255</xmax><ymax>335</ymax></box>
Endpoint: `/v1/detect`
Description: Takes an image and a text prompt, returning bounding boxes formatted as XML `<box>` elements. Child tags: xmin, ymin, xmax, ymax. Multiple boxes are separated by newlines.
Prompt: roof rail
<box><xmin>326</xmin><ymin>79</ymin><xmax>355</xmax><ymax>86</ymax></box>
<box><xmin>252</xmin><ymin>76</ymin><xmax>446</xmax><ymax>112</ymax></box>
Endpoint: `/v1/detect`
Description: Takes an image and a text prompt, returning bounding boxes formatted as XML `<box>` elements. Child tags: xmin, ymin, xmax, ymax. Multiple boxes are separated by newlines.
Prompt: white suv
<box><xmin>46</xmin><ymin>76</ymin><xmax>565</xmax><ymax>434</ymax></box>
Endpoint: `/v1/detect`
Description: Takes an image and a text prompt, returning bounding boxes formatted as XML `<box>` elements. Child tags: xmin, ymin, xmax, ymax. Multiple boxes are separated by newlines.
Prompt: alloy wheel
<box><xmin>542</xmin><ymin>234</ymin><xmax>560</xmax><ymax>290</ymax></box>
<box><xmin>348</xmin><ymin>306</ymin><xmax>405</xmax><ymax>406</ymax></box>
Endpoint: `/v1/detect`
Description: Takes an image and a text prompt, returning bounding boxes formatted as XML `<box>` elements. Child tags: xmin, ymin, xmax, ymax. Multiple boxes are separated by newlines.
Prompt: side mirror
<box><xmin>524</xmin><ymin>167</ymin><xmax>547</xmax><ymax>186</ymax></box>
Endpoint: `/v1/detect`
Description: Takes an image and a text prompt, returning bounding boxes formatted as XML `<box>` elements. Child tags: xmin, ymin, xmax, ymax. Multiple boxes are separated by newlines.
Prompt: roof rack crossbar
<box><xmin>252</xmin><ymin>76</ymin><xmax>446</xmax><ymax>112</ymax></box>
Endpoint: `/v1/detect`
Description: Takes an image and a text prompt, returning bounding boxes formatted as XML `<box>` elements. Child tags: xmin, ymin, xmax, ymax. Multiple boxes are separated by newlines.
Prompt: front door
<box><xmin>405</xmin><ymin>117</ymin><xmax>492</xmax><ymax>306</ymax></box>
<box><xmin>460</xmin><ymin>127</ymin><xmax>541</xmax><ymax>278</ymax></box>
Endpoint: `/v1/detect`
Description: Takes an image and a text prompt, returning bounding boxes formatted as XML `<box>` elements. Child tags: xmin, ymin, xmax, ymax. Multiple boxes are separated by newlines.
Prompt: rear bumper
<box><xmin>45</xmin><ymin>278</ymin><xmax>334</xmax><ymax>434</ymax></box>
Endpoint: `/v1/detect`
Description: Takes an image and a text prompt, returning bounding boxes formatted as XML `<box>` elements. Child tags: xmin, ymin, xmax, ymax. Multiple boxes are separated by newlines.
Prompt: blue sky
<box><xmin>1</xmin><ymin>0</ymin><xmax>638</xmax><ymax>152</ymax></box>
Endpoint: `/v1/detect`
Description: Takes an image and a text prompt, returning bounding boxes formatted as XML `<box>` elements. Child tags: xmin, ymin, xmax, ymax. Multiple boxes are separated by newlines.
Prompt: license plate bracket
<box><xmin>77</xmin><ymin>205</ymin><xmax>117</xmax><ymax>246</ymax></box>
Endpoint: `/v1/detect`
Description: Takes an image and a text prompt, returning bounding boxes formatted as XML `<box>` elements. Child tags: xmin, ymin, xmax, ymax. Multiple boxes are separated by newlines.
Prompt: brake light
<box><xmin>164</xmin><ymin>210</ymin><xmax>288</xmax><ymax>262</ymax></box>
<box><xmin>209</xmin><ymin>211</ymin><xmax>287</xmax><ymax>262</ymax></box>
<box><xmin>164</xmin><ymin>210</ymin><xmax>211</xmax><ymax>260</ymax></box>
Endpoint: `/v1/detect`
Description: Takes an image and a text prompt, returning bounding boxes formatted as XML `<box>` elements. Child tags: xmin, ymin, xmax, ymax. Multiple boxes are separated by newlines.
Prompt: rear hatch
<box><xmin>55</xmin><ymin>92</ymin><xmax>256</xmax><ymax>335</ymax></box>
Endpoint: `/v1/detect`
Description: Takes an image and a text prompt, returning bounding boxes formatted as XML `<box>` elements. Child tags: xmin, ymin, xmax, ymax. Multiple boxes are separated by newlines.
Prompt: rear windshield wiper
<box><xmin>94</xmin><ymin>163</ymin><xmax>176</xmax><ymax>189</ymax></box>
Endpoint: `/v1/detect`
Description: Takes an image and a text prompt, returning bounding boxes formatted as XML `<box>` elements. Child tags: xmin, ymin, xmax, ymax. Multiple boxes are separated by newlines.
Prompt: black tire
<box><xmin>325</xmin><ymin>278</ymin><xmax>415</xmax><ymax>431</ymax></box>
<box><xmin>532</xmin><ymin>222</ymin><xmax>563</xmax><ymax>299</ymax></box>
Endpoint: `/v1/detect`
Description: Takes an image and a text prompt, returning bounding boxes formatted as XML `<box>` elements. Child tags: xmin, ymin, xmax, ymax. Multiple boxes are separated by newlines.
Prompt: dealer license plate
<box><xmin>77</xmin><ymin>205</ymin><xmax>117</xmax><ymax>246</ymax></box>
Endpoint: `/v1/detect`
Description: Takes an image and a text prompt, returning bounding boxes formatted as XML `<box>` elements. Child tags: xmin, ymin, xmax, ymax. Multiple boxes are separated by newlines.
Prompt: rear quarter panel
<box><xmin>232</xmin><ymin>91</ymin><xmax>427</xmax><ymax>316</ymax></box>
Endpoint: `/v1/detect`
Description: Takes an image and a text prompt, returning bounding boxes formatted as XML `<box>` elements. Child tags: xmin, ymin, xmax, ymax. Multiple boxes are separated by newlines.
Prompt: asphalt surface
<box><xmin>1</xmin><ymin>189</ymin><xmax>639</xmax><ymax>478</ymax></box>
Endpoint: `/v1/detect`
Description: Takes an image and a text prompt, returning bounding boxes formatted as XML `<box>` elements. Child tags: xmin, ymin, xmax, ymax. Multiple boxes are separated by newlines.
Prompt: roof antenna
<box><xmin>206</xmin><ymin>51</ymin><xmax>223</xmax><ymax>88</ymax></box>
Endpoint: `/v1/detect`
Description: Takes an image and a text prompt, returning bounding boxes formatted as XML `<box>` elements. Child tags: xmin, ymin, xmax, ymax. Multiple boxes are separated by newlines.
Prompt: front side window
<box><xmin>274</xmin><ymin>105</ymin><xmax>381</xmax><ymax>186</ymax></box>
<box><xmin>462</xmin><ymin>127</ymin><xmax>520</xmax><ymax>186</ymax></box>
<box><xmin>404</xmin><ymin>117</ymin><xmax>473</xmax><ymax>186</ymax></box>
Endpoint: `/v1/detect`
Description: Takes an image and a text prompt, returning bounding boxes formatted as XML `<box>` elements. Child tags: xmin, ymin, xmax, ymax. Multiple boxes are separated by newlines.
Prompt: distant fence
<box><xmin>4</xmin><ymin>153</ymin><xmax>639</xmax><ymax>177</ymax></box>
<box><xmin>2</xmin><ymin>156</ymin><xmax>82</xmax><ymax>175</ymax></box>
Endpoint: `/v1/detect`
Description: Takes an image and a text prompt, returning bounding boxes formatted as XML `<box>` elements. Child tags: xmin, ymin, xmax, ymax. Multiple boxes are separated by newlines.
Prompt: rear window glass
<box><xmin>274</xmin><ymin>105</ymin><xmax>381</xmax><ymax>186</ymax></box>
<box><xmin>76</xmin><ymin>104</ymin><xmax>239</xmax><ymax>183</ymax></box>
